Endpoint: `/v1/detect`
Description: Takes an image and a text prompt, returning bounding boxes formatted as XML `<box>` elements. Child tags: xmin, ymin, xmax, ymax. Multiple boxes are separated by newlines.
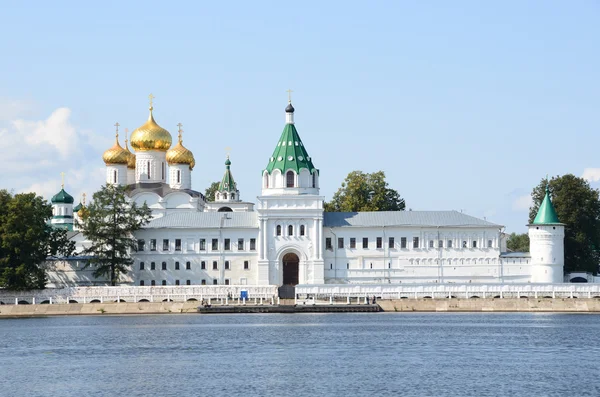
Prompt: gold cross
<box><xmin>286</xmin><ymin>89</ymin><xmax>293</xmax><ymax>103</ymax></box>
<box><xmin>82</xmin><ymin>192</ymin><xmax>86</xmax><ymax>206</ymax></box>
<box><xmin>114</xmin><ymin>122</ymin><xmax>120</xmax><ymax>137</ymax></box>
<box><xmin>177</xmin><ymin>123</ymin><xmax>183</xmax><ymax>141</ymax></box>
<box><xmin>225</xmin><ymin>146</ymin><xmax>231</xmax><ymax>158</ymax></box>
<box><xmin>148</xmin><ymin>93</ymin><xmax>155</xmax><ymax>108</ymax></box>
<box><xmin>60</xmin><ymin>172</ymin><xmax>65</xmax><ymax>189</ymax></box>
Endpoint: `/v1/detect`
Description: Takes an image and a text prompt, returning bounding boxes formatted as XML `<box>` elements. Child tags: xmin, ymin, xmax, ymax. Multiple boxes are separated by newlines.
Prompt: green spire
<box><xmin>264</xmin><ymin>107</ymin><xmax>317</xmax><ymax>175</ymax></box>
<box><xmin>533</xmin><ymin>186</ymin><xmax>560</xmax><ymax>224</ymax></box>
<box><xmin>51</xmin><ymin>188</ymin><xmax>74</xmax><ymax>204</ymax></box>
<box><xmin>218</xmin><ymin>156</ymin><xmax>237</xmax><ymax>193</ymax></box>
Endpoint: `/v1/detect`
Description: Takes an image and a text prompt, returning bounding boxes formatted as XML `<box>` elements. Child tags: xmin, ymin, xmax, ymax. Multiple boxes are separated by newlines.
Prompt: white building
<box><xmin>47</xmin><ymin>97</ymin><xmax>566</xmax><ymax>290</ymax></box>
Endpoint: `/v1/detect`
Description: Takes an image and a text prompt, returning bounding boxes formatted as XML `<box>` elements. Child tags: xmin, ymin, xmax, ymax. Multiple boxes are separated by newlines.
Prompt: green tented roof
<box><xmin>218</xmin><ymin>158</ymin><xmax>237</xmax><ymax>193</ymax></box>
<box><xmin>264</xmin><ymin>123</ymin><xmax>317</xmax><ymax>175</ymax></box>
<box><xmin>532</xmin><ymin>188</ymin><xmax>560</xmax><ymax>224</ymax></box>
<box><xmin>51</xmin><ymin>188</ymin><xmax>74</xmax><ymax>204</ymax></box>
<box><xmin>73</xmin><ymin>203</ymin><xmax>82</xmax><ymax>212</ymax></box>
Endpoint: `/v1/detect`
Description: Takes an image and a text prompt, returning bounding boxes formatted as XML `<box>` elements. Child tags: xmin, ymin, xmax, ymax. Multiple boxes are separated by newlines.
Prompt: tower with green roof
<box><xmin>257</xmin><ymin>99</ymin><xmax>325</xmax><ymax>287</ymax></box>
<box><xmin>528</xmin><ymin>184</ymin><xmax>565</xmax><ymax>283</ymax></box>
<box><xmin>50</xmin><ymin>181</ymin><xmax>75</xmax><ymax>231</ymax></box>
<box><xmin>215</xmin><ymin>156</ymin><xmax>240</xmax><ymax>203</ymax></box>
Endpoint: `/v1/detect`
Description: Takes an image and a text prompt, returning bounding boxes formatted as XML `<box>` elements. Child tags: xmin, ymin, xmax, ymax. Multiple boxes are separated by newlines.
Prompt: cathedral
<box><xmin>47</xmin><ymin>97</ymin><xmax>566</xmax><ymax>288</ymax></box>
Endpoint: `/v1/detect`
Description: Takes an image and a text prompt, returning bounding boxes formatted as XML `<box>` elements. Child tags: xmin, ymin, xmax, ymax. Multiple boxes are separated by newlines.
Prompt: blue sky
<box><xmin>1</xmin><ymin>1</ymin><xmax>598</xmax><ymax>233</ymax></box>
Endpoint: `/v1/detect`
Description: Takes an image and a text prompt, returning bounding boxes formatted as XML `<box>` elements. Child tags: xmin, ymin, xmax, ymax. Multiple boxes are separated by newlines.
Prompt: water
<box><xmin>1</xmin><ymin>313</ymin><xmax>599</xmax><ymax>397</ymax></box>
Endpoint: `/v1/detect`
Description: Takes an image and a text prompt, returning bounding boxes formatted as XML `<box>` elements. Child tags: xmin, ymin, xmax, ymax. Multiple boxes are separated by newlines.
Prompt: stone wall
<box><xmin>377</xmin><ymin>298</ymin><xmax>600</xmax><ymax>312</ymax></box>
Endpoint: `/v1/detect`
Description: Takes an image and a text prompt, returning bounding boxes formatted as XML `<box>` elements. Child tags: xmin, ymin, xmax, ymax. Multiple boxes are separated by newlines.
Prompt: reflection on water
<box><xmin>1</xmin><ymin>313</ymin><xmax>599</xmax><ymax>397</ymax></box>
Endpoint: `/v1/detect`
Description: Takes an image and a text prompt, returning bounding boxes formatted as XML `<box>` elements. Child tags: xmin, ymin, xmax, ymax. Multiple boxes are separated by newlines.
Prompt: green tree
<box><xmin>529</xmin><ymin>174</ymin><xmax>600</xmax><ymax>274</ymax></box>
<box><xmin>506</xmin><ymin>232</ymin><xmax>529</xmax><ymax>252</ymax></box>
<box><xmin>325</xmin><ymin>171</ymin><xmax>405</xmax><ymax>212</ymax></box>
<box><xmin>0</xmin><ymin>190</ymin><xmax>75</xmax><ymax>290</ymax></box>
<box><xmin>78</xmin><ymin>185</ymin><xmax>152</xmax><ymax>286</ymax></box>
<box><xmin>204</xmin><ymin>181</ymin><xmax>220</xmax><ymax>202</ymax></box>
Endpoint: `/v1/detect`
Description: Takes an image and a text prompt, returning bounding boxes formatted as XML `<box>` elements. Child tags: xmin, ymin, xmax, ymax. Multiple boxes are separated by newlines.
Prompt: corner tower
<box><xmin>528</xmin><ymin>184</ymin><xmax>565</xmax><ymax>283</ymax></box>
<box><xmin>50</xmin><ymin>178</ymin><xmax>75</xmax><ymax>231</ymax></box>
<box><xmin>256</xmin><ymin>97</ymin><xmax>324</xmax><ymax>287</ymax></box>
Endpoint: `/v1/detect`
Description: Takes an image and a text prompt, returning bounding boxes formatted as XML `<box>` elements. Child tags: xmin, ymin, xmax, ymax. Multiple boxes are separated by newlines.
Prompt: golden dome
<box><xmin>130</xmin><ymin>107</ymin><xmax>172</xmax><ymax>151</ymax></box>
<box><xmin>102</xmin><ymin>133</ymin><xmax>129</xmax><ymax>165</ymax></box>
<box><xmin>124</xmin><ymin>139</ymin><xmax>136</xmax><ymax>169</ymax></box>
<box><xmin>166</xmin><ymin>129</ymin><xmax>195</xmax><ymax>170</ymax></box>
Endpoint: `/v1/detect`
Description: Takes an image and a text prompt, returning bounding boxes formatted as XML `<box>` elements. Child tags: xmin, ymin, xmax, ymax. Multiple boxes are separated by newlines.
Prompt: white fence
<box><xmin>296</xmin><ymin>283</ymin><xmax>600</xmax><ymax>300</ymax></box>
<box><xmin>0</xmin><ymin>285</ymin><xmax>278</xmax><ymax>305</ymax></box>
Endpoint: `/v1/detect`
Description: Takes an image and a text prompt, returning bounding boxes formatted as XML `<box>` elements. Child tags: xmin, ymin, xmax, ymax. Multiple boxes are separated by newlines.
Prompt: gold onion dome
<box><xmin>124</xmin><ymin>139</ymin><xmax>136</xmax><ymax>169</ymax></box>
<box><xmin>130</xmin><ymin>106</ymin><xmax>172</xmax><ymax>151</ymax></box>
<box><xmin>166</xmin><ymin>126</ymin><xmax>195</xmax><ymax>170</ymax></box>
<box><xmin>102</xmin><ymin>131</ymin><xmax>130</xmax><ymax>165</ymax></box>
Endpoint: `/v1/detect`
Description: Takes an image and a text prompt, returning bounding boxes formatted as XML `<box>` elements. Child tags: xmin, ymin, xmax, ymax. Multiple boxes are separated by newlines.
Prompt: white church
<box><xmin>47</xmin><ymin>97</ymin><xmax>566</xmax><ymax>290</ymax></box>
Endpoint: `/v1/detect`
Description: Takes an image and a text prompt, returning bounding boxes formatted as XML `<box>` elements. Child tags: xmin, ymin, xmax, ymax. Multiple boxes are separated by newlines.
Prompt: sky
<box><xmin>0</xmin><ymin>1</ymin><xmax>598</xmax><ymax>233</ymax></box>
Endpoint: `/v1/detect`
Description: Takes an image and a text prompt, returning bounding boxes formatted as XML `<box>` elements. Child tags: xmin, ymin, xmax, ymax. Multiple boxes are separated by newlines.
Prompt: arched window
<box><xmin>276</xmin><ymin>225</ymin><xmax>282</xmax><ymax>236</ymax></box>
<box><xmin>288</xmin><ymin>225</ymin><xmax>293</xmax><ymax>236</ymax></box>
<box><xmin>177</xmin><ymin>170</ymin><xmax>181</xmax><ymax>184</ymax></box>
<box><xmin>300</xmin><ymin>225</ymin><xmax>305</xmax><ymax>236</ymax></box>
<box><xmin>161</xmin><ymin>162</ymin><xmax>165</xmax><ymax>180</ymax></box>
<box><xmin>286</xmin><ymin>171</ymin><xmax>295</xmax><ymax>187</ymax></box>
<box><xmin>223</xmin><ymin>192</ymin><xmax>228</xmax><ymax>200</ymax></box>
<box><xmin>113</xmin><ymin>170</ymin><xmax>117</xmax><ymax>183</ymax></box>
<box><xmin>264</xmin><ymin>173</ymin><xmax>269</xmax><ymax>188</ymax></box>
<box><xmin>147</xmin><ymin>161</ymin><xmax>151</xmax><ymax>179</ymax></box>
<box><xmin>231</xmin><ymin>194</ymin><xmax>235</xmax><ymax>200</ymax></box>
<box><xmin>312</xmin><ymin>172</ymin><xmax>316</xmax><ymax>188</ymax></box>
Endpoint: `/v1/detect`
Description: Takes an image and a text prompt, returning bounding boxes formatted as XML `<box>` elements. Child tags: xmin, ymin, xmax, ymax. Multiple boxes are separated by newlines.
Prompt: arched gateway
<box><xmin>282</xmin><ymin>253</ymin><xmax>299</xmax><ymax>285</ymax></box>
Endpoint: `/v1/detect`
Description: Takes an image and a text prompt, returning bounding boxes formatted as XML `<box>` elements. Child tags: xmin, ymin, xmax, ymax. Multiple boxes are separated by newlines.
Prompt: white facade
<box><xmin>48</xmin><ymin>100</ymin><xmax>568</xmax><ymax>288</ymax></box>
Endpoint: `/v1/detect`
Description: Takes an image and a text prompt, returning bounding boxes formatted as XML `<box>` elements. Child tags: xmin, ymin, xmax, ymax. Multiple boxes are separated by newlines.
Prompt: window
<box><xmin>139</xmin><ymin>262</ymin><xmax>145</xmax><ymax>270</ymax></box>
<box><xmin>363</xmin><ymin>238</ymin><xmax>368</xmax><ymax>249</ymax></box>
<box><xmin>162</xmin><ymin>262</ymin><xmax>167</xmax><ymax>270</ymax></box>
<box><xmin>140</xmin><ymin>280</ymin><xmax>144</xmax><ymax>286</ymax></box>
<box><xmin>151</xmin><ymin>262</ymin><xmax>156</xmax><ymax>270</ymax></box>
<box><xmin>201</xmin><ymin>279</ymin><xmax>206</xmax><ymax>285</ymax></box>
<box><xmin>338</xmin><ymin>237</ymin><xmax>344</xmax><ymax>249</ymax></box>
<box><xmin>151</xmin><ymin>280</ymin><xmax>155</xmax><ymax>286</ymax></box>
<box><xmin>286</xmin><ymin>171</ymin><xmax>295</xmax><ymax>187</ymax></box>
<box><xmin>300</xmin><ymin>225</ymin><xmax>305</xmax><ymax>236</ymax></box>
<box><xmin>177</xmin><ymin>170</ymin><xmax>181</xmax><ymax>184</ymax></box>
<box><xmin>326</xmin><ymin>238</ymin><xmax>332</xmax><ymax>250</ymax></box>
<box><xmin>161</xmin><ymin>162</ymin><xmax>165</xmax><ymax>180</ymax></box>
<box><xmin>312</xmin><ymin>172</ymin><xmax>316</xmax><ymax>188</ymax></box>
<box><xmin>213</xmin><ymin>279</ymin><xmax>218</xmax><ymax>285</ymax></box>
<box><xmin>225</xmin><ymin>261</ymin><xmax>230</xmax><ymax>270</ymax></box>
<box><xmin>212</xmin><ymin>261</ymin><xmax>218</xmax><ymax>270</ymax></box>
<box><xmin>199</xmin><ymin>239</ymin><xmax>206</xmax><ymax>251</ymax></box>
<box><xmin>288</xmin><ymin>225</ymin><xmax>293</xmax><ymax>236</ymax></box>
<box><xmin>186</xmin><ymin>280</ymin><xmax>191</xmax><ymax>285</ymax></box>
<box><xmin>472</xmin><ymin>240</ymin><xmax>477</xmax><ymax>248</ymax></box>
<box><xmin>401</xmin><ymin>237</ymin><xmax>407</xmax><ymax>249</ymax></box>
<box><xmin>448</xmin><ymin>240</ymin><xmax>453</xmax><ymax>248</ymax></box>
<box><xmin>201</xmin><ymin>261</ymin><xmax>206</xmax><ymax>270</ymax></box>
<box><xmin>413</xmin><ymin>237</ymin><xmax>419</xmax><ymax>248</ymax></box>
<box><xmin>212</xmin><ymin>239</ymin><xmax>218</xmax><ymax>250</ymax></box>
<box><xmin>225</xmin><ymin>279</ymin><xmax>230</xmax><ymax>285</ymax></box>
<box><xmin>377</xmin><ymin>237</ymin><xmax>383</xmax><ymax>249</ymax></box>
<box><xmin>238</xmin><ymin>238</ymin><xmax>244</xmax><ymax>250</ymax></box>
<box><xmin>147</xmin><ymin>161</ymin><xmax>151</xmax><ymax>179</ymax></box>
<box><xmin>162</xmin><ymin>280</ymin><xmax>166</xmax><ymax>286</ymax></box>
<box><xmin>175</xmin><ymin>239</ymin><xmax>181</xmax><ymax>251</ymax></box>
<box><xmin>150</xmin><ymin>239</ymin><xmax>157</xmax><ymax>251</ymax></box>
<box><xmin>137</xmin><ymin>239</ymin><xmax>145</xmax><ymax>252</ymax></box>
<box><xmin>439</xmin><ymin>240</ymin><xmax>443</xmax><ymax>248</ymax></box>
<box><xmin>488</xmin><ymin>239</ymin><xmax>493</xmax><ymax>248</ymax></box>
<box><xmin>244</xmin><ymin>261</ymin><xmax>249</xmax><ymax>270</ymax></box>
<box><xmin>113</xmin><ymin>170</ymin><xmax>117</xmax><ymax>183</ymax></box>
<box><xmin>224</xmin><ymin>239</ymin><xmax>231</xmax><ymax>251</ymax></box>
<box><xmin>162</xmin><ymin>239</ymin><xmax>169</xmax><ymax>251</ymax></box>
<box><xmin>389</xmin><ymin>237</ymin><xmax>395</xmax><ymax>248</ymax></box>
<box><xmin>186</xmin><ymin>261</ymin><xmax>191</xmax><ymax>270</ymax></box>
<box><xmin>350</xmin><ymin>238</ymin><xmax>356</xmax><ymax>248</ymax></box>
<box><xmin>175</xmin><ymin>280</ymin><xmax>180</xmax><ymax>286</ymax></box>
<box><xmin>428</xmin><ymin>240</ymin><xmax>433</xmax><ymax>248</ymax></box>
<box><xmin>250</xmin><ymin>238</ymin><xmax>256</xmax><ymax>251</ymax></box>
<box><xmin>462</xmin><ymin>241</ymin><xmax>467</xmax><ymax>248</ymax></box>
<box><xmin>276</xmin><ymin>225</ymin><xmax>282</xmax><ymax>236</ymax></box>
<box><xmin>175</xmin><ymin>261</ymin><xmax>180</xmax><ymax>270</ymax></box>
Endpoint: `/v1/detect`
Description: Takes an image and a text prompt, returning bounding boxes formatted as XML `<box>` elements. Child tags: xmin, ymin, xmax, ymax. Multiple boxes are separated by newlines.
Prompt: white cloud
<box><xmin>512</xmin><ymin>194</ymin><xmax>532</xmax><ymax>211</ymax></box>
<box><xmin>582</xmin><ymin>168</ymin><xmax>600</xmax><ymax>182</ymax></box>
<box><xmin>12</xmin><ymin>108</ymin><xmax>78</xmax><ymax>158</ymax></box>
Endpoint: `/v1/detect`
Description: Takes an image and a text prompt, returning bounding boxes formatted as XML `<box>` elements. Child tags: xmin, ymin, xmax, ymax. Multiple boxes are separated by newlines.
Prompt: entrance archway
<box><xmin>282</xmin><ymin>253</ymin><xmax>299</xmax><ymax>285</ymax></box>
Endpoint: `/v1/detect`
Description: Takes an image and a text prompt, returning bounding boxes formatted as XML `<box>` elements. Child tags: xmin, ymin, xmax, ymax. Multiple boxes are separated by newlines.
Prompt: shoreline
<box><xmin>2</xmin><ymin>297</ymin><xmax>600</xmax><ymax>317</ymax></box>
